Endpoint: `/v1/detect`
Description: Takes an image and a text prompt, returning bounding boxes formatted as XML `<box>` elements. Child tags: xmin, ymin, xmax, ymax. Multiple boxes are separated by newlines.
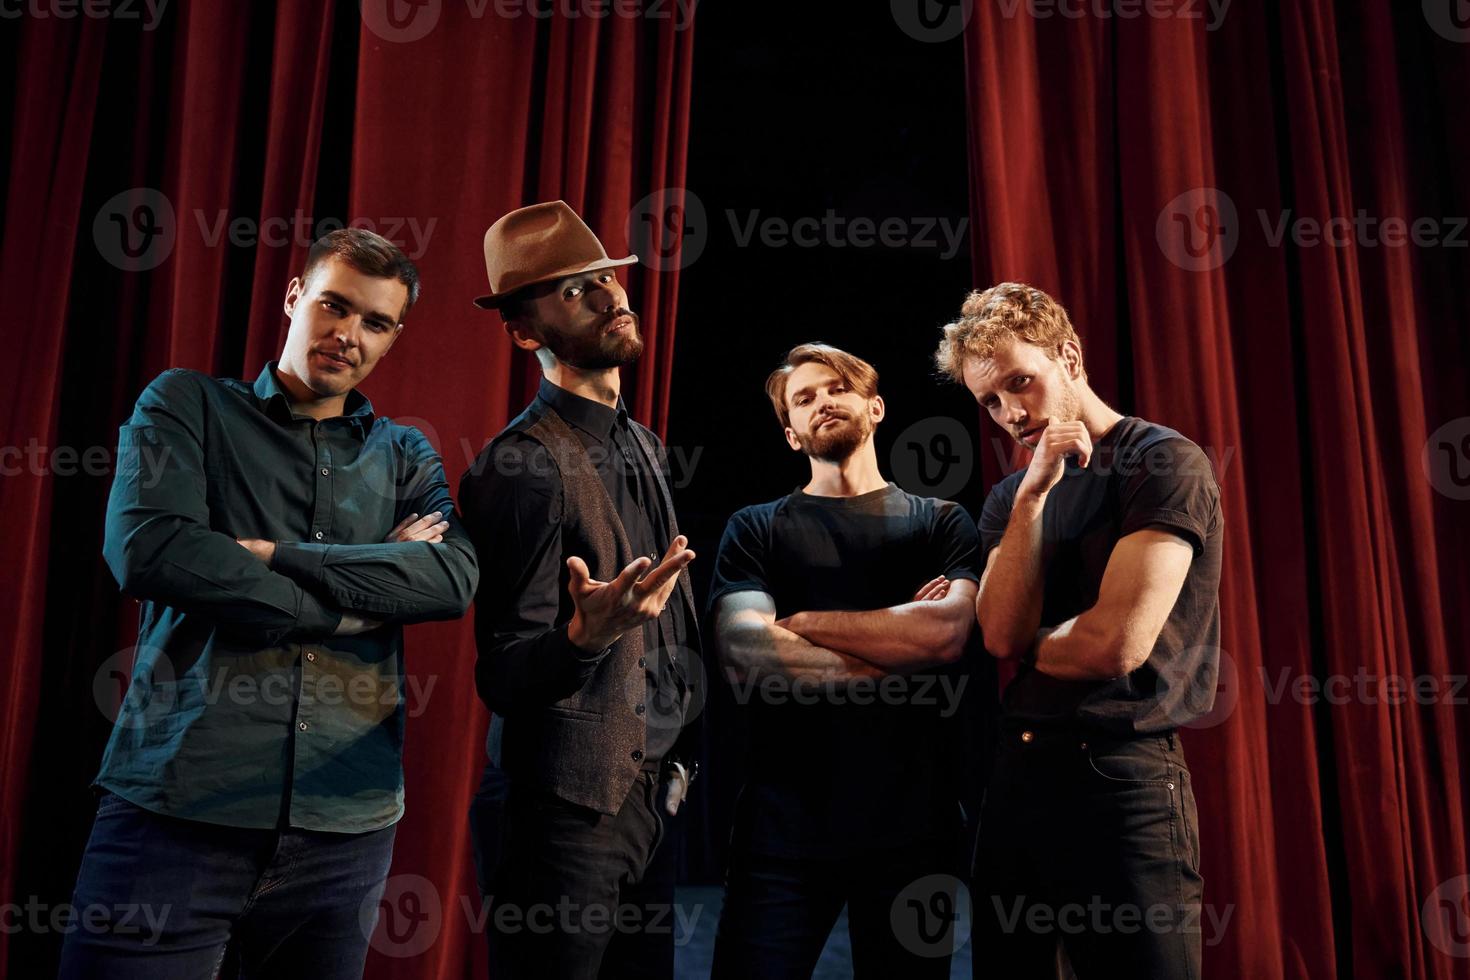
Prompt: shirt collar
<box><xmin>253</xmin><ymin>361</ymin><xmax>375</xmax><ymax>436</ymax></box>
<box><xmin>536</xmin><ymin>376</ymin><xmax>626</xmax><ymax>444</ymax></box>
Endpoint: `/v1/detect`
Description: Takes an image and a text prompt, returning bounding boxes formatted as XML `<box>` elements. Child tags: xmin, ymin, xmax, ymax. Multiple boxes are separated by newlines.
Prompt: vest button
<box><xmin>638</xmin><ymin>657</ymin><xmax>647</xmax><ymax>668</ymax></box>
<box><xmin>635</xmin><ymin>704</ymin><xmax>645</xmax><ymax>715</ymax></box>
<box><xmin>631</xmin><ymin>749</ymin><xmax>643</xmax><ymax>762</ymax></box>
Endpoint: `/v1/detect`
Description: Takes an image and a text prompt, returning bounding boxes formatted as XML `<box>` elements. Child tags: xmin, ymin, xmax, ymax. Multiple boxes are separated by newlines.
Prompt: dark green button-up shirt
<box><xmin>97</xmin><ymin>363</ymin><xmax>478</xmax><ymax>833</ymax></box>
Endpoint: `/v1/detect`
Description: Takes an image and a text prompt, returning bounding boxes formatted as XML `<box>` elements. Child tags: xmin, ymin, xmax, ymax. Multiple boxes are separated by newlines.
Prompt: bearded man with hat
<box><xmin>459</xmin><ymin>201</ymin><xmax>702</xmax><ymax>980</ymax></box>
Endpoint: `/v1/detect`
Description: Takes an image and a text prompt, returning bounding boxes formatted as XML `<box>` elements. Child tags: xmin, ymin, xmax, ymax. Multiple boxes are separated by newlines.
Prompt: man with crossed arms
<box><xmin>709</xmin><ymin>342</ymin><xmax>982</xmax><ymax>979</ymax></box>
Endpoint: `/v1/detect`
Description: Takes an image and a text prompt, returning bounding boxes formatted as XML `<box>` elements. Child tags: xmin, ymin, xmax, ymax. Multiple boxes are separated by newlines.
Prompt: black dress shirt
<box><xmin>98</xmin><ymin>363</ymin><xmax>478</xmax><ymax>832</ymax></box>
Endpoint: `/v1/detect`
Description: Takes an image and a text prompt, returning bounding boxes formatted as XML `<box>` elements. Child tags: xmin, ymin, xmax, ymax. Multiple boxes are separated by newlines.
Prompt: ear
<box><xmin>783</xmin><ymin>426</ymin><xmax>803</xmax><ymax>453</ymax></box>
<box><xmin>503</xmin><ymin>319</ymin><xmax>544</xmax><ymax>354</ymax></box>
<box><xmin>283</xmin><ymin>276</ymin><xmax>305</xmax><ymax>317</ymax></box>
<box><xmin>869</xmin><ymin>394</ymin><xmax>886</xmax><ymax>424</ymax></box>
<box><xmin>1059</xmin><ymin>339</ymin><xmax>1084</xmax><ymax>380</ymax></box>
<box><xmin>381</xmin><ymin>322</ymin><xmax>405</xmax><ymax>356</ymax></box>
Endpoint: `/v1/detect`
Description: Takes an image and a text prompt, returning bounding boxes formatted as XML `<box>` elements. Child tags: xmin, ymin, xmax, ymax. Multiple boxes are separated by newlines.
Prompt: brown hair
<box><xmin>764</xmin><ymin>343</ymin><xmax>880</xmax><ymax>429</ymax></box>
<box><xmin>934</xmin><ymin>282</ymin><xmax>1082</xmax><ymax>383</ymax></box>
<box><xmin>300</xmin><ymin>228</ymin><xmax>421</xmax><ymax>320</ymax></box>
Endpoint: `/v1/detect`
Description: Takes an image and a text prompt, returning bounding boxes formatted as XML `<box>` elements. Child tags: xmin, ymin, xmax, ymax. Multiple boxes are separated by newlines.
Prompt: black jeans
<box><xmin>711</xmin><ymin>835</ymin><xmax>962</xmax><ymax>980</ymax></box>
<box><xmin>972</xmin><ymin>727</ymin><xmax>1203</xmax><ymax>980</ymax></box>
<box><xmin>483</xmin><ymin>771</ymin><xmax>676</xmax><ymax>980</ymax></box>
<box><xmin>58</xmin><ymin>792</ymin><xmax>396</xmax><ymax>980</ymax></box>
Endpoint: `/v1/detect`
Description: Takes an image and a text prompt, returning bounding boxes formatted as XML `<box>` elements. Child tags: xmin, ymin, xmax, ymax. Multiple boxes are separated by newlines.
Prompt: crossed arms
<box><xmin>103</xmin><ymin>370</ymin><xmax>477</xmax><ymax>644</ymax></box>
<box><xmin>715</xmin><ymin>576</ymin><xmax>979</xmax><ymax>685</ymax></box>
<box><xmin>976</xmin><ymin>489</ymin><xmax>1194</xmax><ymax>680</ymax></box>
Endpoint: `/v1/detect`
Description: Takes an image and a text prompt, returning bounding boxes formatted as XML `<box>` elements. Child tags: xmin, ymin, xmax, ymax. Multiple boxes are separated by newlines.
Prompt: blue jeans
<box><xmin>972</xmin><ymin>727</ymin><xmax>1204</xmax><ymax>979</ymax></box>
<box><xmin>58</xmin><ymin>792</ymin><xmax>396</xmax><ymax>980</ymax></box>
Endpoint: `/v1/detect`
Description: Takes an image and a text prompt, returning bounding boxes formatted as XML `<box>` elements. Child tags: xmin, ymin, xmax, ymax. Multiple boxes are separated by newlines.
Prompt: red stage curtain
<box><xmin>0</xmin><ymin>3</ymin><xmax>694</xmax><ymax>977</ymax></box>
<box><xmin>962</xmin><ymin>2</ymin><xmax>1470</xmax><ymax>977</ymax></box>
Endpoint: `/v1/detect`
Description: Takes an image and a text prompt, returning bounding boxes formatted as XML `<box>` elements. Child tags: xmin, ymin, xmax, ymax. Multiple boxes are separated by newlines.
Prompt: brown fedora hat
<box><xmin>472</xmin><ymin>200</ymin><xmax>638</xmax><ymax>309</ymax></box>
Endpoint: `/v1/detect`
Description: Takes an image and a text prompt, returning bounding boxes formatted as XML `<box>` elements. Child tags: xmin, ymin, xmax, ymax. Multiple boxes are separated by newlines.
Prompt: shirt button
<box><xmin>314</xmin><ymin>531</ymin><xmax>324</xmax><ymax>540</ymax></box>
<box><xmin>320</xmin><ymin>467</ymin><xmax>330</xmax><ymax>476</ymax></box>
<box><xmin>306</xmin><ymin>651</ymin><xmax>317</xmax><ymax>663</ymax></box>
<box><xmin>298</xmin><ymin>721</ymin><xmax>309</xmax><ymax>732</ymax></box>
<box><xmin>635</xmin><ymin>704</ymin><xmax>645</xmax><ymax>716</ymax></box>
<box><xmin>630</xmin><ymin>749</ymin><xmax>643</xmax><ymax>762</ymax></box>
<box><xmin>1020</xmin><ymin>730</ymin><xmax>1035</xmax><ymax>743</ymax></box>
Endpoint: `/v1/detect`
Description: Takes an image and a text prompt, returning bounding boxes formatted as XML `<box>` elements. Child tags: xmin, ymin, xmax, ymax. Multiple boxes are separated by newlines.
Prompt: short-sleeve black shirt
<box><xmin>977</xmin><ymin>417</ymin><xmax>1224</xmax><ymax>733</ymax></box>
<box><xmin>709</xmin><ymin>483</ymin><xmax>983</xmax><ymax>859</ymax></box>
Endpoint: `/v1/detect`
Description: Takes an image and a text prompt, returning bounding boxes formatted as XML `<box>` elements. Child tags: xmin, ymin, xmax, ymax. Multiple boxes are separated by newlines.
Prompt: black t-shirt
<box><xmin>709</xmin><ymin>483</ymin><xmax>983</xmax><ymax>859</ymax></box>
<box><xmin>978</xmin><ymin>417</ymin><xmax>1223</xmax><ymax>733</ymax></box>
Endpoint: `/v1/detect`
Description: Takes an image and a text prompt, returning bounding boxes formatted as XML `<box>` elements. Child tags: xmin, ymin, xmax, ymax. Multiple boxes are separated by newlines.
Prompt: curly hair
<box><xmin>934</xmin><ymin>282</ymin><xmax>1083</xmax><ymax>383</ymax></box>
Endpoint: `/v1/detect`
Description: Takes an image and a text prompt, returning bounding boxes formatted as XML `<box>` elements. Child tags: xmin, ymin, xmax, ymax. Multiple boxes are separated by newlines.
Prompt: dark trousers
<box><xmin>711</xmin><ymin>837</ymin><xmax>961</xmax><ymax>980</ymax></box>
<box><xmin>481</xmin><ymin>771</ymin><xmax>675</xmax><ymax>980</ymax></box>
<box><xmin>972</xmin><ymin>727</ymin><xmax>1203</xmax><ymax>980</ymax></box>
<box><xmin>57</xmin><ymin>792</ymin><xmax>396</xmax><ymax>980</ymax></box>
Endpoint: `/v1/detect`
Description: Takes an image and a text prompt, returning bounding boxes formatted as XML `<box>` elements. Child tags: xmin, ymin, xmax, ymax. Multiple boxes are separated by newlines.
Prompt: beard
<box><xmin>796</xmin><ymin>411</ymin><xmax>871</xmax><ymax>463</ymax></box>
<box><xmin>538</xmin><ymin>311</ymin><xmax>644</xmax><ymax>370</ymax></box>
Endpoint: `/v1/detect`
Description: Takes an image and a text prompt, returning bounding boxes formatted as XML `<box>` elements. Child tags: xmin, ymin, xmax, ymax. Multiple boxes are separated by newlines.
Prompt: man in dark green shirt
<box><xmin>59</xmin><ymin>229</ymin><xmax>478</xmax><ymax>980</ymax></box>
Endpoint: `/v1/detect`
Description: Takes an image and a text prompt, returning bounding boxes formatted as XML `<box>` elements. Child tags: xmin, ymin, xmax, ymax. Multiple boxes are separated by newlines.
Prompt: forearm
<box><xmin>271</xmin><ymin>529</ymin><xmax>478</xmax><ymax>624</ymax></box>
<box><xmin>104</xmin><ymin>517</ymin><xmax>341</xmax><ymax>643</ymax></box>
<box><xmin>783</xmin><ymin>602</ymin><xmax>968</xmax><ymax>671</ymax></box>
<box><xmin>719</xmin><ymin>623</ymin><xmax>884</xmax><ymax>686</ymax></box>
<box><xmin>474</xmin><ymin>623</ymin><xmax>606</xmax><ymax>716</ymax></box>
<box><xmin>1032</xmin><ymin>614</ymin><xmax>1131</xmax><ymax>680</ymax></box>
<box><xmin>977</xmin><ymin>493</ymin><xmax>1048</xmax><ymax>658</ymax></box>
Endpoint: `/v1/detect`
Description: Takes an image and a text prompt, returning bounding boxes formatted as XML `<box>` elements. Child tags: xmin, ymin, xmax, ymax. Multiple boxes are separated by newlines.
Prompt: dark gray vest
<box><xmin>494</xmin><ymin>406</ymin><xmax>696</xmax><ymax>814</ymax></box>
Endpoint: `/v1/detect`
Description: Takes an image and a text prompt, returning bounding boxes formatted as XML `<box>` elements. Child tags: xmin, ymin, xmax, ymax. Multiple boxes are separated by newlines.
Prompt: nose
<box><xmin>337</xmin><ymin>315</ymin><xmax>365</xmax><ymax>345</ymax></box>
<box><xmin>587</xmin><ymin>276</ymin><xmax>625</xmax><ymax>314</ymax></box>
<box><xmin>999</xmin><ymin>397</ymin><xmax>1026</xmax><ymax>427</ymax></box>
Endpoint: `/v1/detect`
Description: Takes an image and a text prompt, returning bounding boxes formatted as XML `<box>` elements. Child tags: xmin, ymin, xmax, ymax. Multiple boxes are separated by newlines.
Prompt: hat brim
<box><xmin>473</xmin><ymin>255</ymin><xmax>640</xmax><ymax>310</ymax></box>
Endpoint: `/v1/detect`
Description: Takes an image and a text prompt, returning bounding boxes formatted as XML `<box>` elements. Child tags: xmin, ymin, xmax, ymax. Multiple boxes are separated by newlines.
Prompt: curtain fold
<box><xmin>961</xmin><ymin>3</ymin><xmax>1469</xmax><ymax>977</ymax></box>
<box><xmin>0</xmin><ymin>4</ymin><xmax>696</xmax><ymax>977</ymax></box>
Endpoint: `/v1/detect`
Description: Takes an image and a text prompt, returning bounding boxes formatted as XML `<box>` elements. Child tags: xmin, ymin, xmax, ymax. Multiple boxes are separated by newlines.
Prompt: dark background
<box><xmin>669</xmin><ymin>1</ymin><xmax>984</xmax><ymax>883</ymax></box>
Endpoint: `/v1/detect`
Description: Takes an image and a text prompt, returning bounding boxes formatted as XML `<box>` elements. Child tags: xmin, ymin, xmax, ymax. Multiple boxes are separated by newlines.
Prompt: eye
<box><xmin>321</xmin><ymin>300</ymin><xmax>345</xmax><ymax>314</ymax></box>
<box><xmin>563</xmin><ymin>286</ymin><xmax>581</xmax><ymax>299</ymax></box>
<box><xmin>832</xmin><ymin>384</ymin><xmax>848</xmax><ymax>394</ymax></box>
<box><xmin>1011</xmin><ymin>376</ymin><xmax>1030</xmax><ymax>389</ymax></box>
<box><xmin>598</xmin><ymin>273</ymin><xmax>613</xmax><ymax>284</ymax></box>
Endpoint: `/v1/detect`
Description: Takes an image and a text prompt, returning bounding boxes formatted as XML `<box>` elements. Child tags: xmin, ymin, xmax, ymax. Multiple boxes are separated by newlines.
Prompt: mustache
<box><xmin>601</xmin><ymin>308</ymin><xmax>638</xmax><ymax>333</ymax></box>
